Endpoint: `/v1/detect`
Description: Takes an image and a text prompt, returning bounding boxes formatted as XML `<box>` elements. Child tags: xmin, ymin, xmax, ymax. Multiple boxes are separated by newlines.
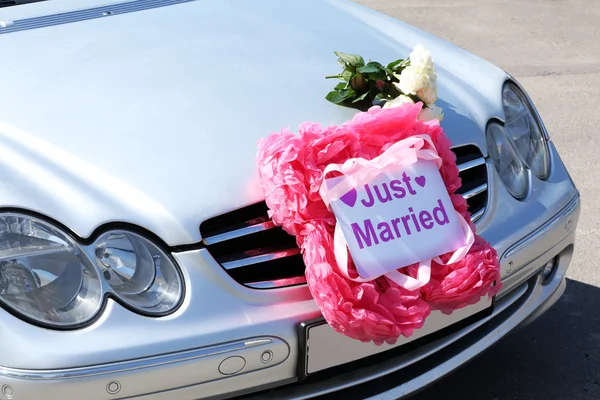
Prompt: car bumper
<box><xmin>0</xmin><ymin>191</ymin><xmax>580</xmax><ymax>400</ymax></box>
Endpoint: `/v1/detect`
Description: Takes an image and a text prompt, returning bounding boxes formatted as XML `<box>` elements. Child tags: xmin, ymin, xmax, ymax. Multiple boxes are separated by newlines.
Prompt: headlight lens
<box><xmin>0</xmin><ymin>215</ymin><xmax>102</xmax><ymax>326</ymax></box>
<box><xmin>0</xmin><ymin>214</ymin><xmax>183</xmax><ymax>328</ymax></box>
<box><xmin>95</xmin><ymin>232</ymin><xmax>182</xmax><ymax>313</ymax></box>
<box><xmin>486</xmin><ymin>122</ymin><xmax>528</xmax><ymax>199</ymax></box>
<box><xmin>502</xmin><ymin>82</ymin><xmax>550</xmax><ymax>179</ymax></box>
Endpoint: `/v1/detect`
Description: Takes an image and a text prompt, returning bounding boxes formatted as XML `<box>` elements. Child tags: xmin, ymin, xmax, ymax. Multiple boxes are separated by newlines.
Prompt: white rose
<box><xmin>418</xmin><ymin>103</ymin><xmax>444</xmax><ymax>122</ymax></box>
<box><xmin>395</xmin><ymin>67</ymin><xmax>417</xmax><ymax>95</ymax></box>
<box><xmin>409</xmin><ymin>45</ymin><xmax>435</xmax><ymax>71</ymax></box>
<box><xmin>394</xmin><ymin>45</ymin><xmax>438</xmax><ymax>105</ymax></box>
<box><xmin>416</xmin><ymin>78</ymin><xmax>437</xmax><ymax>104</ymax></box>
<box><xmin>383</xmin><ymin>95</ymin><xmax>414</xmax><ymax>109</ymax></box>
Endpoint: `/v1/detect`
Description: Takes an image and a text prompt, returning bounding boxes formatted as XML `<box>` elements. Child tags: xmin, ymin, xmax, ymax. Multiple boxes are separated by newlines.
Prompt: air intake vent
<box><xmin>201</xmin><ymin>145</ymin><xmax>488</xmax><ymax>289</ymax></box>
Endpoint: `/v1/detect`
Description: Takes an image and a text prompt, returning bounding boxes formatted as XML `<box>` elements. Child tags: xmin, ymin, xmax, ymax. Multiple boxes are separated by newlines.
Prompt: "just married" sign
<box><xmin>326</xmin><ymin>158</ymin><xmax>466</xmax><ymax>280</ymax></box>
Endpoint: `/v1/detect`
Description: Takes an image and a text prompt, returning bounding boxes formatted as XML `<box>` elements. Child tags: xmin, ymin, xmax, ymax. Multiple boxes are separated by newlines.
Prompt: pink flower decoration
<box><xmin>415</xmin><ymin>235</ymin><xmax>501</xmax><ymax>314</ymax></box>
<box><xmin>256</xmin><ymin>103</ymin><xmax>502</xmax><ymax>343</ymax></box>
<box><xmin>301</xmin><ymin>221</ymin><xmax>431</xmax><ymax>344</ymax></box>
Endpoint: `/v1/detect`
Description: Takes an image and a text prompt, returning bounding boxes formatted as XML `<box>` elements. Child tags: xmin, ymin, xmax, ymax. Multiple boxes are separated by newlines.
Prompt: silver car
<box><xmin>0</xmin><ymin>0</ymin><xmax>580</xmax><ymax>399</ymax></box>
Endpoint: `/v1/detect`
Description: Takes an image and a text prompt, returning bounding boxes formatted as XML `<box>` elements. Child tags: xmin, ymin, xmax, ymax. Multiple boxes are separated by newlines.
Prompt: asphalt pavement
<box><xmin>351</xmin><ymin>1</ymin><xmax>600</xmax><ymax>399</ymax></box>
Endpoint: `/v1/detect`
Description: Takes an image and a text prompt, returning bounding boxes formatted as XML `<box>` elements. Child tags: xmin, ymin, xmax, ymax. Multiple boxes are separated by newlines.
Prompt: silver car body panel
<box><xmin>0</xmin><ymin>0</ymin><xmax>506</xmax><ymax>246</ymax></box>
<box><xmin>0</xmin><ymin>0</ymin><xmax>581</xmax><ymax>399</ymax></box>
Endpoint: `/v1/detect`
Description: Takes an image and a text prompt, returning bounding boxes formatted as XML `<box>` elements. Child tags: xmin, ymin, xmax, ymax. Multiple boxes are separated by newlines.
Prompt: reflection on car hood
<box><xmin>0</xmin><ymin>0</ymin><xmax>508</xmax><ymax>246</ymax></box>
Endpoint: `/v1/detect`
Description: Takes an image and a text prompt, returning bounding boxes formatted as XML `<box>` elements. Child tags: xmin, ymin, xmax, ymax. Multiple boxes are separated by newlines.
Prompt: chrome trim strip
<box><xmin>503</xmin><ymin>192</ymin><xmax>580</xmax><ymax>259</ymax></box>
<box><xmin>246</xmin><ymin>276</ymin><xmax>307</xmax><ymax>289</ymax></box>
<box><xmin>222</xmin><ymin>248</ymin><xmax>301</xmax><ymax>270</ymax></box>
<box><xmin>462</xmin><ymin>183</ymin><xmax>488</xmax><ymax>200</ymax></box>
<box><xmin>0</xmin><ymin>0</ymin><xmax>196</xmax><ymax>35</ymax></box>
<box><xmin>457</xmin><ymin>157</ymin><xmax>485</xmax><ymax>172</ymax></box>
<box><xmin>202</xmin><ymin>221</ymin><xmax>277</xmax><ymax>246</ymax></box>
<box><xmin>470</xmin><ymin>207</ymin><xmax>485</xmax><ymax>223</ymax></box>
<box><xmin>0</xmin><ymin>338</ymin><xmax>274</xmax><ymax>380</ymax></box>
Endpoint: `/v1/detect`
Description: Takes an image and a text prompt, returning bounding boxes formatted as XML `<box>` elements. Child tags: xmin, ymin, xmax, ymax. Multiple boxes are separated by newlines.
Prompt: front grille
<box><xmin>200</xmin><ymin>145</ymin><xmax>488</xmax><ymax>289</ymax></box>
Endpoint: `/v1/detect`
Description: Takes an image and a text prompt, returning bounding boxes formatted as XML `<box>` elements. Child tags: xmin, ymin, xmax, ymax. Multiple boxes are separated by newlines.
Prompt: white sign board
<box><xmin>327</xmin><ymin>159</ymin><xmax>466</xmax><ymax>280</ymax></box>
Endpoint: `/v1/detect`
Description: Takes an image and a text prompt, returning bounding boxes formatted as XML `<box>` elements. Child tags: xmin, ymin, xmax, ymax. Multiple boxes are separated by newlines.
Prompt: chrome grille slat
<box><xmin>201</xmin><ymin>145</ymin><xmax>489</xmax><ymax>288</ymax></box>
<box><xmin>457</xmin><ymin>157</ymin><xmax>485</xmax><ymax>172</ymax></box>
<box><xmin>222</xmin><ymin>248</ymin><xmax>301</xmax><ymax>270</ymax></box>
<box><xmin>203</xmin><ymin>221</ymin><xmax>277</xmax><ymax>245</ymax></box>
<box><xmin>245</xmin><ymin>276</ymin><xmax>308</xmax><ymax>289</ymax></box>
<box><xmin>462</xmin><ymin>183</ymin><xmax>488</xmax><ymax>200</ymax></box>
<box><xmin>470</xmin><ymin>207</ymin><xmax>486</xmax><ymax>222</ymax></box>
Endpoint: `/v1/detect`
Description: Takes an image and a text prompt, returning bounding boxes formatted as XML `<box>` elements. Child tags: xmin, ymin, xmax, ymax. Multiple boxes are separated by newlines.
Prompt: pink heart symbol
<box><xmin>340</xmin><ymin>188</ymin><xmax>358</xmax><ymax>208</ymax></box>
<box><xmin>415</xmin><ymin>176</ymin><xmax>426</xmax><ymax>187</ymax></box>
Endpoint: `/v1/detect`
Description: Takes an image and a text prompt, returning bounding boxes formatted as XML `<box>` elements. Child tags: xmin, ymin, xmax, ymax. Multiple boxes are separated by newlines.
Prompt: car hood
<box><xmin>0</xmin><ymin>0</ymin><xmax>508</xmax><ymax>246</ymax></box>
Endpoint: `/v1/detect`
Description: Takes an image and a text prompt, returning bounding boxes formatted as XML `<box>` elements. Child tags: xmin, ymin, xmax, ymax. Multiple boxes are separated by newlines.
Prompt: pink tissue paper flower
<box><xmin>256</xmin><ymin>103</ymin><xmax>501</xmax><ymax>343</ymax></box>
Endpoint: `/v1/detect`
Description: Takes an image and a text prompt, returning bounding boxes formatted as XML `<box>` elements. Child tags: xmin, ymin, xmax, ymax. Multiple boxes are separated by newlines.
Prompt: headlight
<box><xmin>486</xmin><ymin>122</ymin><xmax>528</xmax><ymax>199</ymax></box>
<box><xmin>0</xmin><ymin>215</ymin><xmax>102</xmax><ymax>327</ymax></box>
<box><xmin>95</xmin><ymin>231</ymin><xmax>182</xmax><ymax>313</ymax></box>
<box><xmin>0</xmin><ymin>214</ymin><xmax>183</xmax><ymax>328</ymax></box>
<box><xmin>502</xmin><ymin>82</ymin><xmax>550</xmax><ymax>179</ymax></box>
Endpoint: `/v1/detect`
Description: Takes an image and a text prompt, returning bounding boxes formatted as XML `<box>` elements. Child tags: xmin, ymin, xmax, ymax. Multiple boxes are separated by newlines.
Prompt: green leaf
<box><xmin>341</xmin><ymin>69</ymin><xmax>354</xmax><ymax>82</ymax></box>
<box><xmin>386</xmin><ymin>68</ymin><xmax>399</xmax><ymax>81</ymax></box>
<box><xmin>334</xmin><ymin>51</ymin><xmax>365</xmax><ymax>67</ymax></box>
<box><xmin>325</xmin><ymin>88</ymin><xmax>355</xmax><ymax>104</ymax></box>
<box><xmin>325</xmin><ymin>91</ymin><xmax>347</xmax><ymax>104</ymax></box>
<box><xmin>365</xmin><ymin>69</ymin><xmax>387</xmax><ymax>82</ymax></box>
<box><xmin>387</xmin><ymin>59</ymin><xmax>402</xmax><ymax>69</ymax></box>
<box><xmin>387</xmin><ymin>58</ymin><xmax>409</xmax><ymax>73</ymax></box>
<box><xmin>351</xmin><ymin>91</ymin><xmax>370</xmax><ymax>103</ymax></box>
<box><xmin>342</xmin><ymin>88</ymin><xmax>356</xmax><ymax>98</ymax></box>
<box><xmin>357</xmin><ymin>61</ymin><xmax>384</xmax><ymax>74</ymax></box>
<box><xmin>334</xmin><ymin>82</ymin><xmax>347</xmax><ymax>90</ymax></box>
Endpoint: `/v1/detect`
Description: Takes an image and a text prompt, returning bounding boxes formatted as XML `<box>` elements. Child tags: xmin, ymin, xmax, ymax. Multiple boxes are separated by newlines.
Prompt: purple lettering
<box><xmin>391</xmin><ymin>218</ymin><xmax>403</xmax><ymax>238</ymax></box>
<box><xmin>351</xmin><ymin>219</ymin><xmax>379</xmax><ymax>249</ymax></box>
<box><xmin>432</xmin><ymin>199</ymin><xmax>450</xmax><ymax>225</ymax></box>
<box><xmin>361</xmin><ymin>184</ymin><xmax>375</xmax><ymax>207</ymax></box>
<box><xmin>402</xmin><ymin>172</ymin><xmax>417</xmax><ymax>195</ymax></box>
<box><xmin>377</xmin><ymin>222</ymin><xmax>395</xmax><ymax>242</ymax></box>
<box><xmin>401</xmin><ymin>215</ymin><xmax>412</xmax><ymax>235</ymax></box>
<box><xmin>390</xmin><ymin>180</ymin><xmax>406</xmax><ymax>199</ymax></box>
<box><xmin>419</xmin><ymin>210</ymin><xmax>434</xmax><ymax>229</ymax></box>
<box><xmin>373</xmin><ymin>183</ymin><xmax>393</xmax><ymax>203</ymax></box>
<box><xmin>408</xmin><ymin>207</ymin><xmax>421</xmax><ymax>232</ymax></box>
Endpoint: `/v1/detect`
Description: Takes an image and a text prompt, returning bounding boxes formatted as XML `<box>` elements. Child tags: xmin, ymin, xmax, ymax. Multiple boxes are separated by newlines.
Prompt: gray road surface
<box><xmin>350</xmin><ymin>1</ymin><xmax>600</xmax><ymax>399</ymax></box>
